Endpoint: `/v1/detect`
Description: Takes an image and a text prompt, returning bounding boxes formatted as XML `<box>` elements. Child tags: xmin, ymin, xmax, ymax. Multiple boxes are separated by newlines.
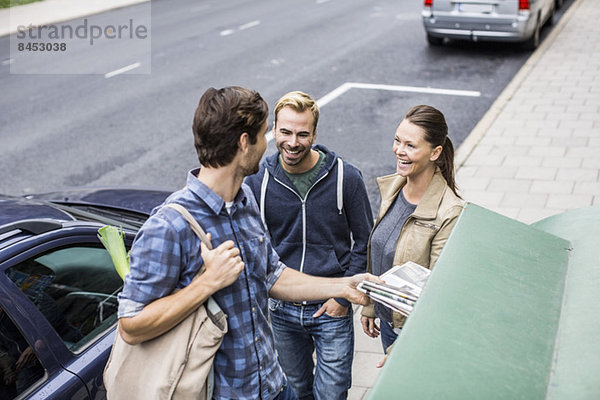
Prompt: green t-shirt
<box><xmin>281</xmin><ymin>150</ymin><xmax>326</xmax><ymax>199</ymax></box>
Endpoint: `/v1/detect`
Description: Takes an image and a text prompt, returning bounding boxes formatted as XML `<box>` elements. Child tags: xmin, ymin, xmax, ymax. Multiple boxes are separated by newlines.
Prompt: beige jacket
<box><xmin>361</xmin><ymin>167</ymin><xmax>464</xmax><ymax>328</ymax></box>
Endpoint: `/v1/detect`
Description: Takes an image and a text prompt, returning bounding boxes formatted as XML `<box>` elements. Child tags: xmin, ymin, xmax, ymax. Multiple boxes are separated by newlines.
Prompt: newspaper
<box><xmin>358</xmin><ymin>261</ymin><xmax>431</xmax><ymax>317</ymax></box>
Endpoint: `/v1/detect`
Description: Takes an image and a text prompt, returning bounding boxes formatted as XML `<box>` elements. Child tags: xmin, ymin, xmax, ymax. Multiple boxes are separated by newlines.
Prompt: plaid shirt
<box><xmin>118</xmin><ymin>169</ymin><xmax>286</xmax><ymax>400</ymax></box>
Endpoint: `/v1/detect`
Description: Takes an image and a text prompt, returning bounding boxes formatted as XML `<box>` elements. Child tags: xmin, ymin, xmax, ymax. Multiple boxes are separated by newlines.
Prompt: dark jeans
<box><xmin>274</xmin><ymin>379</ymin><xmax>299</xmax><ymax>400</ymax></box>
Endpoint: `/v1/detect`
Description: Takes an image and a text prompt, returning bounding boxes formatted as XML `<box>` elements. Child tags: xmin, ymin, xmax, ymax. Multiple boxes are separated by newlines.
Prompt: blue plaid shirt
<box><xmin>118</xmin><ymin>169</ymin><xmax>286</xmax><ymax>400</ymax></box>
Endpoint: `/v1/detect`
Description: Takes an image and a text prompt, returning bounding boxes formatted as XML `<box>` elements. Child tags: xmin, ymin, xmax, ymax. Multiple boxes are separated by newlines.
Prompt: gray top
<box><xmin>370</xmin><ymin>189</ymin><xmax>416</xmax><ymax>323</ymax></box>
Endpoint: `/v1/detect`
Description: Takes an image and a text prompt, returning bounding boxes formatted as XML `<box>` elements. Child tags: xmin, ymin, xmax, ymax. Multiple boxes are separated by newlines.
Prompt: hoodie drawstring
<box><xmin>259</xmin><ymin>156</ymin><xmax>344</xmax><ymax>226</ymax></box>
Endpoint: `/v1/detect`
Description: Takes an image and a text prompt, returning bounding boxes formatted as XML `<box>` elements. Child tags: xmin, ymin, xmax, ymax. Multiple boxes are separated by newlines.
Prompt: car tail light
<box><xmin>423</xmin><ymin>0</ymin><xmax>433</xmax><ymax>17</ymax></box>
<box><xmin>519</xmin><ymin>0</ymin><xmax>530</xmax><ymax>10</ymax></box>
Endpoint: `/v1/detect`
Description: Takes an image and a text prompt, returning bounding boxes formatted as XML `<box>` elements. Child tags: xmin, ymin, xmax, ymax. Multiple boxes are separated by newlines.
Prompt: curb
<box><xmin>454</xmin><ymin>0</ymin><xmax>584</xmax><ymax>170</ymax></box>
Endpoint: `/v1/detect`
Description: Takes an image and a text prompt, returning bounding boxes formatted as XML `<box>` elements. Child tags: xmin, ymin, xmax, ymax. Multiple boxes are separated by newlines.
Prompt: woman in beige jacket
<box><xmin>360</xmin><ymin>105</ymin><xmax>464</xmax><ymax>357</ymax></box>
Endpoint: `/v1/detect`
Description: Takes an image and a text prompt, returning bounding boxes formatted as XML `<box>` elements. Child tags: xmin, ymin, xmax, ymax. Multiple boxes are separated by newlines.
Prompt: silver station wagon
<box><xmin>422</xmin><ymin>0</ymin><xmax>557</xmax><ymax>49</ymax></box>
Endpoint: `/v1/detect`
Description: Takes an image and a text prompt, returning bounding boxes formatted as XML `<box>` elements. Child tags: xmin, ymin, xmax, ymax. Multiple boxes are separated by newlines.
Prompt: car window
<box><xmin>0</xmin><ymin>304</ymin><xmax>45</xmax><ymax>398</ymax></box>
<box><xmin>5</xmin><ymin>245</ymin><xmax>122</xmax><ymax>352</ymax></box>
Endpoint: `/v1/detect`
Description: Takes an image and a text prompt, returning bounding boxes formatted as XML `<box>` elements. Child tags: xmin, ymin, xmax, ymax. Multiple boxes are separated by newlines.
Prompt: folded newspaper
<box><xmin>358</xmin><ymin>261</ymin><xmax>431</xmax><ymax>317</ymax></box>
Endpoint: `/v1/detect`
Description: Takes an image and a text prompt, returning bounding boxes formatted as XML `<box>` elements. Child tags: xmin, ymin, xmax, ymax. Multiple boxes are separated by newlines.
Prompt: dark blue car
<box><xmin>0</xmin><ymin>188</ymin><xmax>170</xmax><ymax>399</ymax></box>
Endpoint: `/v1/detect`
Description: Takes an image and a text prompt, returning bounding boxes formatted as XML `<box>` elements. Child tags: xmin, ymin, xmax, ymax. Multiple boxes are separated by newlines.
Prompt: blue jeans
<box><xmin>269</xmin><ymin>299</ymin><xmax>354</xmax><ymax>400</ymax></box>
<box><xmin>380</xmin><ymin>320</ymin><xmax>400</xmax><ymax>352</ymax></box>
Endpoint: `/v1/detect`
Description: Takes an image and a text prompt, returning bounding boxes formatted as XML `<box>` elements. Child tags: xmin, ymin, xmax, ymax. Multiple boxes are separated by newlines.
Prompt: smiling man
<box><xmin>246</xmin><ymin>91</ymin><xmax>373</xmax><ymax>400</ymax></box>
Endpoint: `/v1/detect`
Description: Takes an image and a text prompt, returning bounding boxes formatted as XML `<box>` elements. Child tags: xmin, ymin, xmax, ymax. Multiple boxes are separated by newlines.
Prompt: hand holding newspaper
<box><xmin>357</xmin><ymin>261</ymin><xmax>431</xmax><ymax>317</ymax></box>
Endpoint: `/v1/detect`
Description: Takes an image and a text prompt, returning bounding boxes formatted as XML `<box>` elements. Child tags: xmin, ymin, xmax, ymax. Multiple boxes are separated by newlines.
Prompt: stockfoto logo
<box><xmin>17</xmin><ymin>18</ymin><xmax>149</xmax><ymax>45</ymax></box>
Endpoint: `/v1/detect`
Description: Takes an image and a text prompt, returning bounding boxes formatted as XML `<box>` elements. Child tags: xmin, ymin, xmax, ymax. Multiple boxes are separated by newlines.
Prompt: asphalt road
<box><xmin>0</xmin><ymin>0</ymin><xmax>575</xmax><ymax>210</ymax></box>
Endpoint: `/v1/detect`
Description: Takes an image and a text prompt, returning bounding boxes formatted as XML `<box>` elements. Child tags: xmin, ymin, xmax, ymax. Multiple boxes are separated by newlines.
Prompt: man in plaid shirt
<box><xmin>117</xmin><ymin>86</ymin><xmax>377</xmax><ymax>400</ymax></box>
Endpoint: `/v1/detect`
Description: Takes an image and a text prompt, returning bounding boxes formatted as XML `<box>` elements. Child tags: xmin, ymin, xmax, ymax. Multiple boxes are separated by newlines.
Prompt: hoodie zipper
<box><xmin>273</xmin><ymin>171</ymin><xmax>330</xmax><ymax>274</ymax></box>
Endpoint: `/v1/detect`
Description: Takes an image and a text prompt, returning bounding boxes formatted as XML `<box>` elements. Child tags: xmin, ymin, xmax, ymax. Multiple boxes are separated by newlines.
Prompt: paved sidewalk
<box><xmin>454</xmin><ymin>0</ymin><xmax>600</xmax><ymax>224</ymax></box>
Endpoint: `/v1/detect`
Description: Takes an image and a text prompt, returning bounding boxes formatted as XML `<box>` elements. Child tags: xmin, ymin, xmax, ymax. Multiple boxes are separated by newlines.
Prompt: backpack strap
<box><xmin>163</xmin><ymin>203</ymin><xmax>221</xmax><ymax>316</ymax></box>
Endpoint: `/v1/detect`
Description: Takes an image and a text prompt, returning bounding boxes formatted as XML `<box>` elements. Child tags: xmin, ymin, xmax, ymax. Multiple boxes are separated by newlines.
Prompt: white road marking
<box><xmin>221</xmin><ymin>20</ymin><xmax>261</xmax><ymax>36</ymax></box>
<box><xmin>104</xmin><ymin>62</ymin><xmax>141</xmax><ymax>78</ymax></box>
<box><xmin>2</xmin><ymin>58</ymin><xmax>14</xmax><ymax>66</ymax></box>
<box><xmin>317</xmin><ymin>82</ymin><xmax>354</xmax><ymax>107</ymax></box>
<box><xmin>267</xmin><ymin>82</ymin><xmax>481</xmax><ymax>142</ymax></box>
<box><xmin>240</xmin><ymin>20</ymin><xmax>261</xmax><ymax>30</ymax></box>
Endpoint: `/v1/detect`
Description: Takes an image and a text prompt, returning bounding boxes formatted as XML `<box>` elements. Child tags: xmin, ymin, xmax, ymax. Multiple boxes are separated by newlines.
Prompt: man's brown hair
<box><xmin>193</xmin><ymin>86</ymin><xmax>268</xmax><ymax>168</ymax></box>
